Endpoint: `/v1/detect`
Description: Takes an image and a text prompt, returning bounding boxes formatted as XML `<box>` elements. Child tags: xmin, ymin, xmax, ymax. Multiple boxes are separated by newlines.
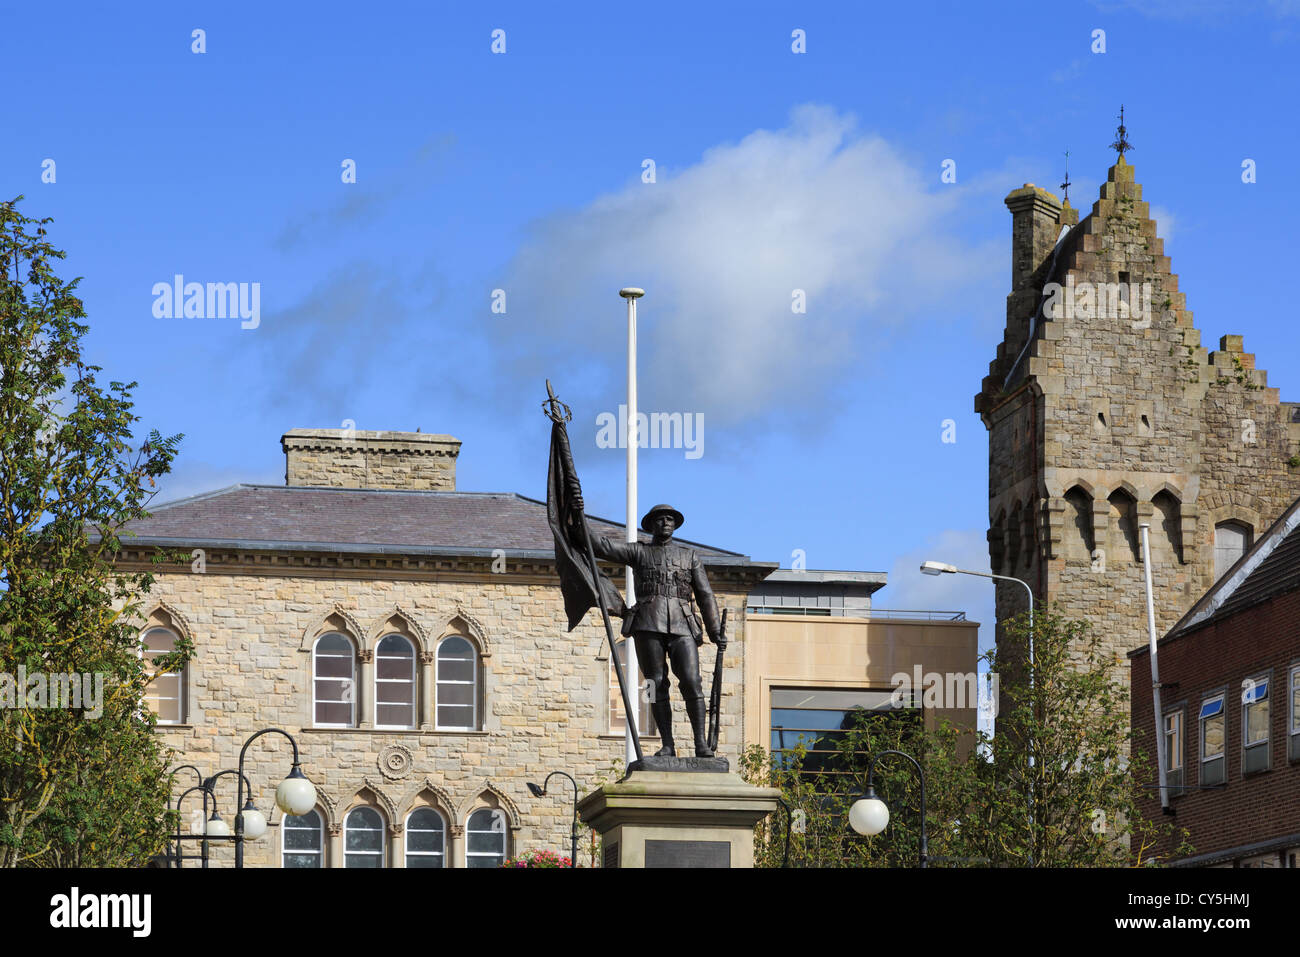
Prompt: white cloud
<box><xmin>493</xmin><ymin>104</ymin><xmax>1001</xmax><ymax>427</ymax></box>
<box><xmin>878</xmin><ymin>527</ymin><xmax>996</xmax><ymax>654</ymax></box>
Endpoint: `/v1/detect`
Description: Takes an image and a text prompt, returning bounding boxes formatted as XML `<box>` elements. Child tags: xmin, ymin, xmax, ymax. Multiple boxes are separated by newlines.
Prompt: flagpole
<box><xmin>620</xmin><ymin>286</ymin><xmax>644</xmax><ymax>766</ymax></box>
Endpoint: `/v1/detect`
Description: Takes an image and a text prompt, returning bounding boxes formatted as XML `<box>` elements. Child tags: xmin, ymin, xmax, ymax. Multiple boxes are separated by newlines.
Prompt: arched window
<box><xmin>465</xmin><ymin>808</ymin><xmax>507</xmax><ymax>868</ymax></box>
<box><xmin>344</xmin><ymin>806</ymin><xmax>386</xmax><ymax>868</ymax></box>
<box><xmin>610</xmin><ymin>638</ymin><xmax>657</xmax><ymax>736</ymax></box>
<box><xmin>375</xmin><ymin>634</ymin><xmax>416</xmax><ymax>729</ymax></box>
<box><xmin>1063</xmin><ymin>487</ymin><xmax>1094</xmax><ymax>560</ymax></box>
<box><xmin>405</xmin><ymin>807</ymin><xmax>446</xmax><ymax>868</ymax></box>
<box><xmin>281</xmin><ymin>810</ymin><xmax>324</xmax><ymax>868</ymax></box>
<box><xmin>1107</xmin><ymin>490</ymin><xmax>1140</xmax><ymax>563</ymax></box>
<box><xmin>142</xmin><ymin>627</ymin><xmax>185</xmax><ymax>724</ymax></box>
<box><xmin>1214</xmin><ymin>521</ymin><xmax>1252</xmax><ymax>580</ymax></box>
<box><xmin>313</xmin><ymin>633</ymin><xmax>356</xmax><ymax>727</ymax></box>
<box><xmin>436</xmin><ymin>635</ymin><xmax>478</xmax><ymax>730</ymax></box>
<box><xmin>1153</xmin><ymin>491</ymin><xmax>1182</xmax><ymax>563</ymax></box>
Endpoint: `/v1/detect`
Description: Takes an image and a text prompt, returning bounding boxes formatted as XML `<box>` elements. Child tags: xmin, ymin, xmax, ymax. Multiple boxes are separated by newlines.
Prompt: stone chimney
<box><xmin>282</xmin><ymin>429</ymin><xmax>460</xmax><ymax>491</ymax></box>
<box><xmin>1004</xmin><ymin>183</ymin><xmax>1071</xmax><ymax>291</ymax></box>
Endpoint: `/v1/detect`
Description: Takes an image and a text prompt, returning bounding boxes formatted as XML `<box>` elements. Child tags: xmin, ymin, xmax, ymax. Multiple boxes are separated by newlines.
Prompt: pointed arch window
<box><xmin>281</xmin><ymin>809</ymin><xmax>324</xmax><ymax>868</ymax></box>
<box><xmin>466</xmin><ymin>808</ymin><xmax>507</xmax><ymax>868</ymax></box>
<box><xmin>142</xmin><ymin>626</ymin><xmax>186</xmax><ymax>724</ymax></box>
<box><xmin>344</xmin><ymin>806</ymin><xmax>386</xmax><ymax>868</ymax></box>
<box><xmin>375</xmin><ymin>634</ymin><xmax>416</xmax><ymax>729</ymax></box>
<box><xmin>436</xmin><ymin>635</ymin><xmax>479</xmax><ymax>730</ymax></box>
<box><xmin>313</xmin><ymin>632</ymin><xmax>357</xmax><ymax>727</ymax></box>
<box><xmin>405</xmin><ymin>807</ymin><xmax>446</xmax><ymax>868</ymax></box>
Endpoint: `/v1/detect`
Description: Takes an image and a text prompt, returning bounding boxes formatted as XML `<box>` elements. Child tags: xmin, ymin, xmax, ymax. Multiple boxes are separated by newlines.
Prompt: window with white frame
<box><xmin>1214</xmin><ymin>522</ymin><xmax>1252</xmax><ymax>580</ymax></box>
<box><xmin>142</xmin><ymin>627</ymin><xmax>185</xmax><ymax>724</ymax></box>
<box><xmin>1243</xmin><ymin>675</ymin><xmax>1270</xmax><ymax>775</ymax></box>
<box><xmin>1163</xmin><ymin>708</ymin><xmax>1183</xmax><ymax>790</ymax></box>
<box><xmin>282</xmin><ymin>810</ymin><xmax>324</xmax><ymax>868</ymax></box>
<box><xmin>436</xmin><ymin>635</ymin><xmax>478</xmax><ymax>730</ymax></box>
<box><xmin>374</xmin><ymin>634</ymin><xmax>416</xmax><ymax>729</ymax></box>
<box><xmin>466</xmin><ymin>808</ymin><xmax>506</xmax><ymax>868</ymax></box>
<box><xmin>1200</xmin><ymin>694</ymin><xmax>1225</xmax><ymax>786</ymax></box>
<box><xmin>405</xmin><ymin>807</ymin><xmax>446</xmax><ymax>868</ymax></box>
<box><xmin>344</xmin><ymin>806</ymin><xmax>385</xmax><ymax>868</ymax></box>
<box><xmin>1290</xmin><ymin>664</ymin><xmax>1300</xmax><ymax>763</ymax></box>
<box><xmin>609</xmin><ymin>638</ymin><xmax>657</xmax><ymax>736</ymax></box>
<box><xmin>313</xmin><ymin>633</ymin><xmax>356</xmax><ymax>727</ymax></box>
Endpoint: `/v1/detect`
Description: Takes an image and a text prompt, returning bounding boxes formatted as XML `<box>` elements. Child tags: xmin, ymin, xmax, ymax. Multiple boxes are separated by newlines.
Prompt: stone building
<box><xmin>123</xmin><ymin>428</ymin><xmax>774</xmax><ymax>867</ymax></box>
<box><xmin>977</xmin><ymin>154</ymin><xmax>1300</xmax><ymax>692</ymax></box>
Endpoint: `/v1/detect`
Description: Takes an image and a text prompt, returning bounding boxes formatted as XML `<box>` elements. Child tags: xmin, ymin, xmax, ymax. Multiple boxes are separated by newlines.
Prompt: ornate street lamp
<box><xmin>527</xmin><ymin>771</ymin><xmax>579</xmax><ymax>867</ymax></box>
<box><xmin>235</xmin><ymin>728</ymin><xmax>317</xmax><ymax>868</ymax></box>
<box><xmin>848</xmin><ymin>749</ymin><xmax>928</xmax><ymax>868</ymax></box>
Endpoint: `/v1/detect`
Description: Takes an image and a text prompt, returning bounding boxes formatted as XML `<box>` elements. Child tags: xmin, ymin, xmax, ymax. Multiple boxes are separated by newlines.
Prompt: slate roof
<box><xmin>119</xmin><ymin>484</ymin><xmax>752</xmax><ymax>562</ymax></box>
<box><xmin>1153</xmin><ymin>493</ymin><xmax>1300</xmax><ymax>646</ymax></box>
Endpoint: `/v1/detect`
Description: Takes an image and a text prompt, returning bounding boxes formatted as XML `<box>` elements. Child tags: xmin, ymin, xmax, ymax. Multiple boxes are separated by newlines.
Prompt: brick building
<box><xmin>977</xmin><ymin>154</ymin><xmax>1300</xmax><ymax>702</ymax></box>
<box><xmin>1130</xmin><ymin>494</ymin><xmax>1300</xmax><ymax>867</ymax></box>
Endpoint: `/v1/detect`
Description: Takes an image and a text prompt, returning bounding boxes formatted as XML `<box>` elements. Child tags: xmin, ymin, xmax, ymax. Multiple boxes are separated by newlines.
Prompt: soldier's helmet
<box><xmin>640</xmin><ymin>504</ymin><xmax>685</xmax><ymax>532</ymax></box>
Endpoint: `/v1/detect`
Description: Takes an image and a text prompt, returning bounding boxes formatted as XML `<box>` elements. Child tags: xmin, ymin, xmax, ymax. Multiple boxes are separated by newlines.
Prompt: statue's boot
<box><xmin>651</xmin><ymin>700</ymin><xmax>675</xmax><ymax>757</ymax></box>
<box><xmin>686</xmin><ymin>696</ymin><xmax>713</xmax><ymax>757</ymax></box>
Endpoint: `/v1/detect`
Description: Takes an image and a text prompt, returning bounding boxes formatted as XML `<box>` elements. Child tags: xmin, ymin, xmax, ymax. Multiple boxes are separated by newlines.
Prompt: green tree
<box><xmin>0</xmin><ymin>196</ymin><xmax>184</xmax><ymax>867</ymax></box>
<box><xmin>744</xmin><ymin>606</ymin><xmax>1190</xmax><ymax>867</ymax></box>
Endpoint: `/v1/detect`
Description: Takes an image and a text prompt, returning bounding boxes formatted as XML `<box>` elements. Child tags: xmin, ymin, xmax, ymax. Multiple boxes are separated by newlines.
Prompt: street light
<box><xmin>235</xmin><ymin>728</ymin><xmax>317</xmax><ymax>868</ymax></box>
<box><xmin>848</xmin><ymin>749</ymin><xmax>928</xmax><ymax>868</ymax></box>
<box><xmin>526</xmin><ymin>771</ymin><xmax>579</xmax><ymax>867</ymax></box>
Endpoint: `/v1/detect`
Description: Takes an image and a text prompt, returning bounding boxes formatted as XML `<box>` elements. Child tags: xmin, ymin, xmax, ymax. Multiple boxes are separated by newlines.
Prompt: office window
<box><xmin>466</xmin><ymin>808</ymin><xmax>507</xmax><ymax>868</ymax></box>
<box><xmin>313</xmin><ymin>633</ymin><xmax>356</xmax><ymax>727</ymax></box>
<box><xmin>374</xmin><ymin>634</ymin><xmax>416</xmax><ymax>729</ymax></box>
<box><xmin>769</xmin><ymin>688</ymin><xmax>919</xmax><ymax>784</ymax></box>
<box><xmin>405</xmin><ymin>808</ymin><xmax>446</xmax><ymax>869</ymax></box>
<box><xmin>344</xmin><ymin>807</ymin><xmax>385</xmax><ymax>868</ymax></box>
<box><xmin>1214</xmin><ymin>522</ymin><xmax>1252</xmax><ymax>580</ymax></box>
<box><xmin>1200</xmin><ymin>694</ymin><xmax>1225</xmax><ymax>787</ymax></box>
<box><xmin>609</xmin><ymin>639</ymin><xmax>657</xmax><ymax>736</ymax></box>
<box><xmin>1243</xmin><ymin>676</ymin><xmax>1269</xmax><ymax>775</ymax></box>
<box><xmin>1290</xmin><ymin>665</ymin><xmax>1300</xmax><ymax>763</ymax></box>
<box><xmin>281</xmin><ymin>810</ymin><xmax>324</xmax><ymax>868</ymax></box>
<box><xmin>1163</xmin><ymin>709</ymin><xmax>1184</xmax><ymax>790</ymax></box>
<box><xmin>142</xmin><ymin>627</ymin><xmax>185</xmax><ymax>724</ymax></box>
<box><xmin>436</xmin><ymin>636</ymin><xmax>478</xmax><ymax>730</ymax></box>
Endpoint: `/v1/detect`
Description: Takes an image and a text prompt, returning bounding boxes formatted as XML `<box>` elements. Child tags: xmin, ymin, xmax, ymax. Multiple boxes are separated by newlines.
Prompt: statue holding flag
<box><xmin>544</xmin><ymin>382</ymin><xmax>726</xmax><ymax>761</ymax></box>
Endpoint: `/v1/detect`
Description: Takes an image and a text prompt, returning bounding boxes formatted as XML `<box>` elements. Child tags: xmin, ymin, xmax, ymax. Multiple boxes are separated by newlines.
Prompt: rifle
<box><xmin>706</xmin><ymin>608</ymin><xmax>728</xmax><ymax>753</ymax></box>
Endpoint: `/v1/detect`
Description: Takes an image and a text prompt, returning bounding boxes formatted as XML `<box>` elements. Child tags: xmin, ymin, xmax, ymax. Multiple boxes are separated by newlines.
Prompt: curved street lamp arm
<box><xmin>235</xmin><ymin>727</ymin><xmax>305</xmax><ymax>869</ymax></box>
<box><xmin>862</xmin><ymin>749</ymin><xmax>929</xmax><ymax>869</ymax></box>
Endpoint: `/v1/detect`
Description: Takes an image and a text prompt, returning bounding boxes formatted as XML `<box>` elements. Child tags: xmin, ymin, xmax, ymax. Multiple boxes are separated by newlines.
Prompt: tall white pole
<box><xmin>620</xmin><ymin>287</ymin><xmax>644</xmax><ymax>766</ymax></box>
<box><xmin>1140</xmin><ymin>523</ymin><xmax>1171</xmax><ymax>812</ymax></box>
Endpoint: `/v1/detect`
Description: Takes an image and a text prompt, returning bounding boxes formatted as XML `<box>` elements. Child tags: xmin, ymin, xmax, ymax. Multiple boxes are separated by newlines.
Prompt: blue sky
<box><xmin>7</xmin><ymin>0</ymin><xmax>1300</xmax><ymax>657</ymax></box>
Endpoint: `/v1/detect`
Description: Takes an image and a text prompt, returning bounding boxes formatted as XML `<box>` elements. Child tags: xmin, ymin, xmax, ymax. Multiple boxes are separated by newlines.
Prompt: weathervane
<box><xmin>1110</xmin><ymin>105</ymin><xmax>1132</xmax><ymax>158</ymax></box>
<box><xmin>1060</xmin><ymin>149</ymin><xmax>1071</xmax><ymax>203</ymax></box>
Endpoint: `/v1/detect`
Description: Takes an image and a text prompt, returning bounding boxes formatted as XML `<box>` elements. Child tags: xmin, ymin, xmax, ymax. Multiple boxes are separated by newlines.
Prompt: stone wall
<box><xmin>282</xmin><ymin>429</ymin><xmax>460</xmax><ymax>491</ymax></box>
<box><xmin>141</xmin><ymin>565</ymin><xmax>749</xmax><ymax>868</ymax></box>
<box><xmin>978</xmin><ymin>158</ymin><xmax>1300</xmax><ymax>700</ymax></box>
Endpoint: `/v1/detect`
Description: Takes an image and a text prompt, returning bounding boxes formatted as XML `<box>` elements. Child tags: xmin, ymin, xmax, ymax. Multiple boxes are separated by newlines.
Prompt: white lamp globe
<box><xmin>205</xmin><ymin>814</ymin><xmax>231</xmax><ymax>837</ymax></box>
<box><xmin>849</xmin><ymin>796</ymin><xmax>890</xmax><ymax>836</ymax></box>
<box><xmin>276</xmin><ymin>768</ymin><xmax>317</xmax><ymax>816</ymax></box>
<box><xmin>240</xmin><ymin>805</ymin><xmax>268</xmax><ymax>841</ymax></box>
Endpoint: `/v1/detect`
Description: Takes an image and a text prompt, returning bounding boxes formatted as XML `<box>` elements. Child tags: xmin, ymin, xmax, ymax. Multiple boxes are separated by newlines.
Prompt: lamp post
<box><xmin>167</xmin><ymin>765</ymin><xmax>205</xmax><ymax>867</ymax></box>
<box><xmin>848</xmin><ymin>749</ymin><xmax>928</xmax><ymax>868</ymax></box>
<box><xmin>235</xmin><ymin>727</ymin><xmax>317</xmax><ymax>868</ymax></box>
<box><xmin>527</xmin><ymin>771</ymin><xmax>579</xmax><ymax>867</ymax></box>
<box><xmin>920</xmin><ymin>559</ymin><xmax>1036</xmax><ymax>865</ymax></box>
<box><xmin>205</xmin><ymin>769</ymin><xmax>267</xmax><ymax>842</ymax></box>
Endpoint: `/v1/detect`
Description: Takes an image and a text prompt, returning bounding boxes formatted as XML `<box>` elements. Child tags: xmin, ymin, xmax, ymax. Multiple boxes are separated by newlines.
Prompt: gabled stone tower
<box><xmin>976</xmin><ymin>155</ymin><xmax>1300</xmax><ymax>690</ymax></box>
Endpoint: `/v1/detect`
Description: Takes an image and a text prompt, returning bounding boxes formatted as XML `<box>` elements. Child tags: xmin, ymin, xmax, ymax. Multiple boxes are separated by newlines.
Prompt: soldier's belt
<box><xmin>642</xmin><ymin>586</ymin><xmax>693</xmax><ymax>599</ymax></box>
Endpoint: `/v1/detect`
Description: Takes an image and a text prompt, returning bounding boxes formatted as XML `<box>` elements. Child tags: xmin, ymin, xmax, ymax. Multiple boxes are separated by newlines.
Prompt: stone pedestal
<box><xmin>577</xmin><ymin>764</ymin><xmax>780</xmax><ymax>868</ymax></box>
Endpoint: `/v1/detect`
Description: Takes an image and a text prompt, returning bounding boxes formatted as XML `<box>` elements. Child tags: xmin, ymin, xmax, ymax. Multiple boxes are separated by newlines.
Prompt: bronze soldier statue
<box><xmin>568</xmin><ymin>492</ymin><xmax>724</xmax><ymax>757</ymax></box>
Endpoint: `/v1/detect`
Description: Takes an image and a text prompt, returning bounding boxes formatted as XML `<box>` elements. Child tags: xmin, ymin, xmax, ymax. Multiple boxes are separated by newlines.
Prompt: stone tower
<box><xmin>976</xmin><ymin>155</ymin><xmax>1300</xmax><ymax>692</ymax></box>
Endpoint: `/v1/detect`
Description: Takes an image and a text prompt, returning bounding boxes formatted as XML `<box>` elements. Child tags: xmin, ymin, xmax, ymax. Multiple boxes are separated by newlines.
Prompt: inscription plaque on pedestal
<box><xmin>644</xmin><ymin>839</ymin><xmax>730</xmax><ymax>868</ymax></box>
